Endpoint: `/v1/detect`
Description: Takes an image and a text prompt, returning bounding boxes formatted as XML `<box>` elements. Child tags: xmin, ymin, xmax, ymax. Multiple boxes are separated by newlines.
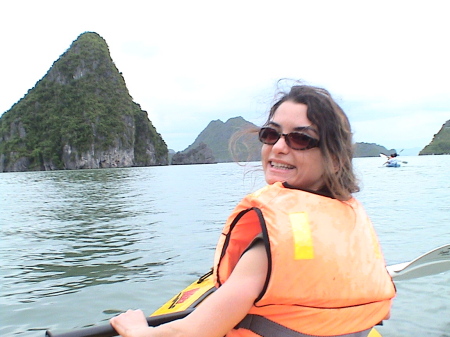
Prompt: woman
<box><xmin>111</xmin><ymin>84</ymin><xmax>396</xmax><ymax>337</ymax></box>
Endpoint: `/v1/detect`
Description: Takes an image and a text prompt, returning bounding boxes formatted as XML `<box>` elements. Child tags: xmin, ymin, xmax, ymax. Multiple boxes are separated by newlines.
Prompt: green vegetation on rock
<box><xmin>419</xmin><ymin>120</ymin><xmax>450</xmax><ymax>155</ymax></box>
<box><xmin>176</xmin><ymin>116</ymin><xmax>396</xmax><ymax>163</ymax></box>
<box><xmin>353</xmin><ymin>142</ymin><xmax>396</xmax><ymax>157</ymax></box>
<box><xmin>172</xmin><ymin>142</ymin><xmax>216</xmax><ymax>165</ymax></box>
<box><xmin>182</xmin><ymin>117</ymin><xmax>261</xmax><ymax>163</ymax></box>
<box><xmin>0</xmin><ymin>32</ymin><xmax>168</xmax><ymax>172</ymax></box>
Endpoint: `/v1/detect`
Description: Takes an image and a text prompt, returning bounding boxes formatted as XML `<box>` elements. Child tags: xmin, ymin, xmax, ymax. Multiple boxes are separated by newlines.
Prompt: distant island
<box><xmin>170</xmin><ymin>117</ymin><xmax>399</xmax><ymax>164</ymax></box>
<box><xmin>419</xmin><ymin>120</ymin><xmax>450</xmax><ymax>155</ymax></box>
<box><xmin>1</xmin><ymin>32</ymin><xmax>447</xmax><ymax>172</ymax></box>
<box><xmin>0</xmin><ymin>32</ymin><xmax>167</xmax><ymax>172</ymax></box>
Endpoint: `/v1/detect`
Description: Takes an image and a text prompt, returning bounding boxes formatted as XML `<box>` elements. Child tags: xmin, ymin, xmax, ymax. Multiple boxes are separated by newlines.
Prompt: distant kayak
<box><xmin>385</xmin><ymin>159</ymin><xmax>401</xmax><ymax>167</ymax></box>
<box><xmin>379</xmin><ymin>153</ymin><xmax>407</xmax><ymax>167</ymax></box>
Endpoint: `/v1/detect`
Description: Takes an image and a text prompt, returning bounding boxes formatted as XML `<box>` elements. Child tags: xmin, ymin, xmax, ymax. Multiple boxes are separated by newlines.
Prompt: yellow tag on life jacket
<box><xmin>368</xmin><ymin>219</ymin><xmax>382</xmax><ymax>259</ymax></box>
<box><xmin>290</xmin><ymin>212</ymin><xmax>314</xmax><ymax>259</ymax></box>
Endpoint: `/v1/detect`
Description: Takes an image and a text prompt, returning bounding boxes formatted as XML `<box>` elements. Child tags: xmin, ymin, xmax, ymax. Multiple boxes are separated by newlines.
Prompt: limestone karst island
<box><xmin>0</xmin><ymin>32</ymin><xmax>168</xmax><ymax>172</ymax></box>
<box><xmin>1</xmin><ymin>32</ymin><xmax>448</xmax><ymax>172</ymax></box>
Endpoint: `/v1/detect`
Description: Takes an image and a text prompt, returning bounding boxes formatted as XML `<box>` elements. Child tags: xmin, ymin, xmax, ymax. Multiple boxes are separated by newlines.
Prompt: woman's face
<box><xmin>261</xmin><ymin>101</ymin><xmax>326</xmax><ymax>191</ymax></box>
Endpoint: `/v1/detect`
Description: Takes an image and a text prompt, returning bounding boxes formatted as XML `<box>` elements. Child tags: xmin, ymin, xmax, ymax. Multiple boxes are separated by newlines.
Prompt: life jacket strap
<box><xmin>236</xmin><ymin>314</ymin><xmax>372</xmax><ymax>337</ymax></box>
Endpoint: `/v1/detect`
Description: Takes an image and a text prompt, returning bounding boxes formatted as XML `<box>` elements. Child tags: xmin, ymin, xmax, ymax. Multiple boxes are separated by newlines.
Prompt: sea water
<box><xmin>1</xmin><ymin>156</ymin><xmax>449</xmax><ymax>337</ymax></box>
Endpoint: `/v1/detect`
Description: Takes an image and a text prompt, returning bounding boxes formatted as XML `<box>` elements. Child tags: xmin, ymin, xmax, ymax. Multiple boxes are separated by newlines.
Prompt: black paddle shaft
<box><xmin>45</xmin><ymin>309</ymin><xmax>194</xmax><ymax>337</ymax></box>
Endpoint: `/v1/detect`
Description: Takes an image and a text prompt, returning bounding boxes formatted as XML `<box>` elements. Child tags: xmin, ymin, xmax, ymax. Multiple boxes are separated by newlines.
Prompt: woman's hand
<box><xmin>110</xmin><ymin>309</ymin><xmax>153</xmax><ymax>337</ymax></box>
<box><xmin>109</xmin><ymin>241</ymin><xmax>268</xmax><ymax>337</ymax></box>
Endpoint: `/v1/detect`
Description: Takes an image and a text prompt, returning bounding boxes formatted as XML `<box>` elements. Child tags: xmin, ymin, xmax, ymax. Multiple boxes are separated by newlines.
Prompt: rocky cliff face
<box><xmin>419</xmin><ymin>120</ymin><xmax>450</xmax><ymax>155</ymax></box>
<box><xmin>0</xmin><ymin>32</ymin><xmax>168</xmax><ymax>172</ymax></box>
<box><xmin>353</xmin><ymin>142</ymin><xmax>397</xmax><ymax>157</ymax></box>
<box><xmin>183</xmin><ymin>117</ymin><xmax>261</xmax><ymax>163</ymax></box>
<box><xmin>174</xmin><ymin>116</ymin><xmax>396</xmax><ymax>163</ymax></box>
<box><xmin>171</xmin><ymin>143</ymin><xmax>216</xmax><ymax>165</ymax></box>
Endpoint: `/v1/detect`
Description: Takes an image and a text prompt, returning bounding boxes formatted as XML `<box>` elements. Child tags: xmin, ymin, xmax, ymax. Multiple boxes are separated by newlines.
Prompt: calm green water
<box><xmin>1</xmin><ymin>157</ymin><xmax>449</xmax><ymax>337</ymax></box>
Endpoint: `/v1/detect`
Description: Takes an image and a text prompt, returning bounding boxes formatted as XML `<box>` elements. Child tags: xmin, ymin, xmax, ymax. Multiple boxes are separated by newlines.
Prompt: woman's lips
<box><xmin>270</xmin><ymin>161</ymin><xmax>295</xmax><ymax>170</ymax></box>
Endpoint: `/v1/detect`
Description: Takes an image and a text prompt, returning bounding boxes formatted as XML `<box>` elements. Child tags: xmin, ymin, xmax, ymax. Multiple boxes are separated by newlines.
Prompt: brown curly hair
<box><xmin>265</xmin><ymin>83</ymin><xmax>359</xmax><ymax>200</ymax></box>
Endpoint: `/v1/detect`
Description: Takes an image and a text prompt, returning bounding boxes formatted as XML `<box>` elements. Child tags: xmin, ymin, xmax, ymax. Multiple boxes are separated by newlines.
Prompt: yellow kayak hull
<box><xmin>151</xmin><ymin>271</ymin><xmax>215</xmax><ymax>315</ymax></box>
<box><xmin>151</xmin><ymin>271</ymin><xmax>382</xmax><ymax>337</ymax></box>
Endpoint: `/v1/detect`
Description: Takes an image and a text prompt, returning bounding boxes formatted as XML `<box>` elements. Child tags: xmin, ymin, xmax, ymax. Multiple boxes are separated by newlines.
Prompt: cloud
<box><xmin>1</xmin><ymin>0</ymin><xmax>449</xmax><ymax>151</ymax></box>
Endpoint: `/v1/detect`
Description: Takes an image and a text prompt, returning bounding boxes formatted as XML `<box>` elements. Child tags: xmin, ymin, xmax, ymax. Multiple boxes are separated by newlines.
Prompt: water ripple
<box><xmin>1</xmin><ymin>159</ymin><xmax>449</xmax><ymax>336</ymax></box>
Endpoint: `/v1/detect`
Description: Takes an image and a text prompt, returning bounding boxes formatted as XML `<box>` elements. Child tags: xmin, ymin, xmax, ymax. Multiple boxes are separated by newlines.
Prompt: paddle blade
<box><xmin>388</xmin><ymin>244</ymin><xmax>450</xmax><ymax>280</ymax></box>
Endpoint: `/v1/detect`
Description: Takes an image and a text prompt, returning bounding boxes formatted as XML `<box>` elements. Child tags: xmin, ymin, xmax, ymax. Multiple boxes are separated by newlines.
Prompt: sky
<box><xmin>1</xmin><ymin>0</ymin><xmax>449</xmax><ymax>153</ymax></box>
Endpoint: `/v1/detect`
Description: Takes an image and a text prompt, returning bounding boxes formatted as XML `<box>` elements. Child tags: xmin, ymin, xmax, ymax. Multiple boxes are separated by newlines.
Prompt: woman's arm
<box><xmin>110</xmin><ymin>241</ymin><xmax>268</xmax><ymax>337</ymax></box>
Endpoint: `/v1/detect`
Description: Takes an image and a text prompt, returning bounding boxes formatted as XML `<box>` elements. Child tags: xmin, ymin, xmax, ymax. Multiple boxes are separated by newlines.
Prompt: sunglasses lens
<box><xmin>259</xmin><ymin>127</ymin><xmax>319</xmax><ymax>150</ymax></box>
<box><xmin>287</xmin><ymin>133</ymin><xmax>315</xmax><ymax>150</ymax></box>
<box><xmin>259</xmin><ymin>128</ymin><xmax>280</xmax><ymax>145</ymax></box>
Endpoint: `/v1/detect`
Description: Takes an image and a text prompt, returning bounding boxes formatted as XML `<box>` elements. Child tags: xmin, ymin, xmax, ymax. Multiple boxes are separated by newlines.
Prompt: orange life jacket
<box><xmin>213</xmin><ymin>182</ymin><xmax>396</xmax><ymax>337</ymax></box>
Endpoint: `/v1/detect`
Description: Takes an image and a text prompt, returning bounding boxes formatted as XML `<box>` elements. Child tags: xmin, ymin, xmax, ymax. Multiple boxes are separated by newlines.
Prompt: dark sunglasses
<box><xmin>258</xmin><ymin>126</ymin><xmax>320</xmax><ymax>150</ymax></box>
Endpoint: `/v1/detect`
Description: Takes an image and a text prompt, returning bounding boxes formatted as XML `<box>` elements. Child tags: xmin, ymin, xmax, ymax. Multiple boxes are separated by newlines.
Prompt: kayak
<box><xmin>385</xmin><ymin>159</ymin><xmax>401</xmax><ymax>167</ymax></box>
<box><xmin>151</xmin><ymin>270</ymin><xmax>216</xmax><ymax>316</ymax></box>
<box><xmin>379</xmin><ymin>153</ymin><xmax>407</xmax><ymax>168</ymax></box>
<box><xmin>150</xmin><ymin>270</ymin><xmax>383</xmax><ymax>337</ymax></box>
<box><xmin>45</xmin><ymin>244</ymin><xmax>450</xmax><ymax>337</ymax></box>
<box><xmin>43</xmin><ymin>244</ymin><xmax>450</xmax><ymax>337</ymax></box>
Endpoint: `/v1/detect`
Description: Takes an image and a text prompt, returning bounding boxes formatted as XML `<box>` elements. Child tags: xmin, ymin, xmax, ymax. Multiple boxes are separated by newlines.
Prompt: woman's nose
<box><xmin>271</xmin><ymin>134</ymin><xmax>290</xmax><ymax>153</ymax></box>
